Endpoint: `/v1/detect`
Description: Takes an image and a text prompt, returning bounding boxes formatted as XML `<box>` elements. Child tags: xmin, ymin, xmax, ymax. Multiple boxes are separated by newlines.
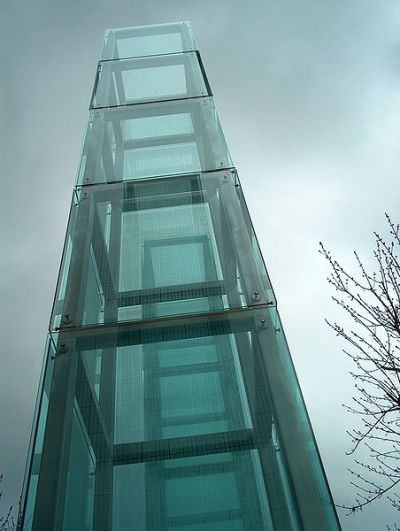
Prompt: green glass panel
<box><xmin>26</xmin><ymin>308</ymin><xmax>341</xmax><ymax>530</ymax></box>
<box><xmin>93</xmin><ymin>52</ymin><xmax>209</xmax><ymax>109</ymax></box>
<box><xmin>77</xmin><ymin>98</ymin><xmax>232</xmax><ymax>185</ymax></box>
<box><xmin>112</xmin><ymin>331</ymin><xmax>252</xmax><ymax>443</ymax></box>
<box><xmin>23</xmin><ymin>21</ymin><xmax>341</xmax><ymax>531</ymax></box>
<box><xmin>62</xmin><ymin>407</ymin><xmax>95</xmax><ymax>531</ymax></box>
<box><xmin>159</xmin><ymin>371</ymin><xmax>225</xmax><ymax>417</ymax></box>
<box><xmin>121</xmin><ymin>111</ymin><xmax>193</xmax><ymax>139</ymax></box>
<box><xmin>21</xmin><ymin>338</ymin><xmax>55</xmax><ymax>531</ymax></box>
<box><xmin>158</xmin><ymin>338</ymin><xmax>217</xmax><ymax>367</ymax></box>
<box><xmin>165</xmin><ymin>469</ymin><xmax>241</xmax><ymax>518</ymax></box>
<box><xmin>51</xmin><ymin>172</ymin><xmax>274</xmax><ymax>330</ymax></box>
<box><xmin>101</xmin><ymin>22</ymin><xmax>197</xmax><ymax>61</ymax></box>
<box><xmin>268</xmin><ymin>308</ymin><xmax>341</xmax><ymax>530</ymax></box>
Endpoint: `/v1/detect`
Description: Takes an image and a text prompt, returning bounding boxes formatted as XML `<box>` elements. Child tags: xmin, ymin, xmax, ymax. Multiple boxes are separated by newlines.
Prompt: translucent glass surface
<box><xmin>26</xmin><ymin>308</ymin><xmax>339</xmax><ymax>530</ymax></box>
<box><xmin>51</xmin><ymin>172</ymin><xmax>275</xmax><ymax>330</ymax></box>
<box><xmin>21</xmin><ymin>337</ymin><xmax>56</xmax><ymax>531</ymax></box>
<box><xmin>78</xmin><ymin>98</ymin><xmax>232</xmax><ymax>185</ymax></box>
<box><xmin>101</xmin><ymin>22</ymin><xmax>197</xmax><ymax>61</ymax></box>
<box><xmin>92</xmin><ymin>52</ymin><xmax>209</xmax><ymax>109</ymax></box>
<box><xmin>113</xmin><ymin>451</ymin><xmax>273</xmax><ymax>530</ymax></box>
<box><xmin>23</xmin><ymin>20</ymin><xmax>340</xmax><ymax>531</ymax></box>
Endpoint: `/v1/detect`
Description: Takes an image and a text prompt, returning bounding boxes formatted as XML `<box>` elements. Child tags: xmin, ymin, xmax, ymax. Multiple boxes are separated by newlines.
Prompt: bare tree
<box><xmin>320</xmin><ymin>214</ymin><xmax>400</xmax><ymax>515</ymax></box>
<box><xmin>0</xmin><ymin>476</ymin><xmax>18</xmax><ymax>531</ymax></box>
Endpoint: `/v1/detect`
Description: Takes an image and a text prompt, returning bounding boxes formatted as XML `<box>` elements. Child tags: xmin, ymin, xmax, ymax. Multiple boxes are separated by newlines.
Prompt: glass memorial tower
<box><xmin>21</xmin><ymin>22</ymin><xmax>341</xmax><ymax>531</ymax></box>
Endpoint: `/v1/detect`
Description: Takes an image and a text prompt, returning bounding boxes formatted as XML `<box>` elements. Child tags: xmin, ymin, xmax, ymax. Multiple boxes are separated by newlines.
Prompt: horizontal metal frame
<box><xmin>75</xmin><ymin>167</ymin><xmax>235</xmax><ymax>192</ymax></box>
<box><xmin>167</xmin><ymin>509</ymin><xmax>243</xmax><ymax>529</ymax></box>
<box><xmin>113</xmin><ymin>428</ymin><xmax>256</xmax><ymax>465</ymax></box>
<box><xmin>118</xmin><ymin>280</ymin><xmax>225</xmax><ymax>307</ymax></box>
<box><xmin>53</xmin><ymin>305</ymin><xmax>268</xmax><ymax>339</ymax></box>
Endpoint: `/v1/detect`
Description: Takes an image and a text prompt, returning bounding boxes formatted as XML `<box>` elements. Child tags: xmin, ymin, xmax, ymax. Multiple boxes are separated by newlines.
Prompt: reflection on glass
<box><xmin>77</xmin><ymin>98</ymin><xmax>232</xmax><ymax>185</ymax></box>
<box><xmin>52</xmin><ymin>172</ymin><xmax>275</xmax><ymax>329</ymax></box>
<box><xmin>101</xmin><ymin>22</ymin><xmax>197</xmax><ymax>61</ymax></box>
<box><xmin>93</xmin><ymin>52</ymin><xmax>209</xmax><ymax>108</ymax></box>
<box><xmin>21</xmin><ymin>339</ymin><xmax>55</xmax><ymax>531</ymax></box>
<box><xmin>23</xmin><ymin>20</ymin><xmax>340</xmax><ymax>531</ymax></box>
<box><xmin>39</xmin><ymin>309</ymin><xmax>310</xmax><ymax>530</ymax></box>
<box><xmin>112</xmin><ymin>451</ymin><xmax>274</xmax><ymax>531</ymax></box>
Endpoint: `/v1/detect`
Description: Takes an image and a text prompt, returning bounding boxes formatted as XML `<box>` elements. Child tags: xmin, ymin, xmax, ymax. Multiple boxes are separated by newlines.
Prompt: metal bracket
<box><xmin>62</xmin><ymin>313</ymin><xmax>72</xmax><ymax>325</ymax></box>
<box><xmin>258</xmin><ymin>319</ymin><xmax>267</xmax><ymax>330</ymax></box>
<box><xmin>252</xmin><ymin>291</ymin><xmax>261</xmax><ymax>302</ymax></box>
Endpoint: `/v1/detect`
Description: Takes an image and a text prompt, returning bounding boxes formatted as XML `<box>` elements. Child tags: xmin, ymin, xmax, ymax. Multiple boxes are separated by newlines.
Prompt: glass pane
<box><xmin>232</xmin><ymin>171</ymin><xmax>276</xmax><ymax>303</ymax></box>
<box><xmin>29</xmin><ymin>308</ymin><xmax>340</xmax><ymax>530</ymax></box>
<box><xmin>21</xmin><ymin>338</ymin><xmax>55</xmax><ymax>531</ymax></box>
<box><xmin>101</xmin><ymin>22</ymin><xmax>197</xmax><ymax>61</ymax></box>
<box><xmin>23</xmin><ymin>19</ymin><xmax>340</xmax><ymax>531</ymax></box>
<box><xmin>113</xmin><ymin>451</ymin><xmax>272</xmax><ymax>531</ymax></box>
<box><xmin>113</xmin><ymin>332</ymin><xmax>251</xmax><ymax>443</ymax></box>
<box><xmin>62</xmin><ymin>407</ymin><xmax>95</xmax><ymax>530</ymax></box>
<box><xmin>268</xmin><ymin>308</ymin><xmax>341</xmax><ymax>530</ymax></box>
<box><xmin>30</xmin><ymin>309</ymin><xmax>344</xmax><ymax>531</ymax></box>
<box><xmin>77</xmin><ymin>98</ymin><xmax>232</xmax><ymax>185</ymax></box>
<box><xmin>93</xmin><ymin>52</ymin><xmax>209</xmax><ymax>109</ymax></box>
<box><xmin>51</xmin><ymin>172</ymin><xmax>275</xmax><ymax>330</ymax></box>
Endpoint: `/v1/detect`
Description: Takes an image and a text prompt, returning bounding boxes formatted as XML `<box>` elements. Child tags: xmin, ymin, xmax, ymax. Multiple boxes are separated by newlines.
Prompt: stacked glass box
<box><xmin>21</xmin><ymin>22</ymin><xmax>341</xmax><ymax>531</ymax></box>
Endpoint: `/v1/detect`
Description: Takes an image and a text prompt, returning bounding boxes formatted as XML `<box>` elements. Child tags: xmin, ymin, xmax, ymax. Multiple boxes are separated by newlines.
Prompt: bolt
<box><xmin>252</xmin><ymin>291</ymin><xmax>261</xmax><ymax>302</ymax></box>
<box><xmin>58</xmin><ymin>342</ymin><xmax>68</xmax><ymax>354</ymax></box>
<box><xmin>258</xmin><ymin>319</ymin><xmax>267</xmax><ymax>330</ymax></box>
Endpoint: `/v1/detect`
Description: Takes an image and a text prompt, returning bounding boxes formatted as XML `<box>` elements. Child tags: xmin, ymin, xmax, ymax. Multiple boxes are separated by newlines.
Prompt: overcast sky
<box><xmin>1</xmin><ymin>1</ymin><xmax>400</xmax><ymax>529</ymax></box>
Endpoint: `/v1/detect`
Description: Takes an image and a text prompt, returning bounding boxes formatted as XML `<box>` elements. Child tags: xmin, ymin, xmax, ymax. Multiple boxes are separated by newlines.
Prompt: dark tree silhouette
<box><xmin>320</xmin><ymin>214</ymin><xmax>400</xmax><ymax>516</ymax></box>
<box><xmin>0</xmin><ymin>476</ymin><xmax>18</xmax><ymax>531</ymax></box>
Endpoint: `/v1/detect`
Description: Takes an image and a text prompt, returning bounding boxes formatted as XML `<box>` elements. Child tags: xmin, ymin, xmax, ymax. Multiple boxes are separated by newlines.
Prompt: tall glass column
<box><xmin>21</xmin><ymin>22</ymin><xmax>341</xmax><ymax>531</ymax></box>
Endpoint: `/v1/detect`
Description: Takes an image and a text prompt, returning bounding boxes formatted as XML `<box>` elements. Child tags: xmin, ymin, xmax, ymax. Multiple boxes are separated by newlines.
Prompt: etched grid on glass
<box><xmin>51</xmin><ymin>172</ymin><xmax>275</xmax><ymax>331</ymax></box>
<box><xmin>22</xmin><ymin>20</ymin><xmax>341</xmax><ymax>531</ymax></box>
<box><xmin>101</xmin><ymin>22</ymin><xmax>197</xmax><ymax>61</ymax></box>
<box><xmin>29</xmin><ymin>308</ymin><xmax>340</xmax><ymax>531</ymax></box>
<box><xmin>92</xmin><ymin>52</ymin><xmax>210</xmax><ymax>109</ymax></box>
<box><xmin>77</xmin><ymin>98</ymin><xmax>233</xmax><ymax>186</ymax></box>
<box><xmin>20</xmin><ymin>337</ymin><xmax>56</xmax><ymax>531</ymax></box>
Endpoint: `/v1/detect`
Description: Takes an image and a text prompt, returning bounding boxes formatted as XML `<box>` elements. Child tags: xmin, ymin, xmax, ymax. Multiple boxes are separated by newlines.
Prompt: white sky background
<box><xmin>1</xmin><ymin>1</ymin><xmax>400</xmax><ymax>529</ymax></box>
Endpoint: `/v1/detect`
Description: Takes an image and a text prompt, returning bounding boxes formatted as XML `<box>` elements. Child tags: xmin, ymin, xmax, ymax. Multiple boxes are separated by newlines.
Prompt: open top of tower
<box><xmin>101</xmin><ymin>22</ymin><xmax>197</xmax><ymax>61</ymax></box>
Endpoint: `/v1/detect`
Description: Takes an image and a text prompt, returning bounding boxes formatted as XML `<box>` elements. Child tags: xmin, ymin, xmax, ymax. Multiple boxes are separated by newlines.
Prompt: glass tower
<box><xmin>21</xmin><ymin>22</ymin><xmax>341</xmax><ymax>531</ymax></box>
